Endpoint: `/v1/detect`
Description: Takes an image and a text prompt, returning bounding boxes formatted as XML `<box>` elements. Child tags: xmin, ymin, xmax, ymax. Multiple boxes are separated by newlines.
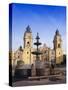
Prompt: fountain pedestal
<box><xmin>31</xmin><ymin>64</ymin><xmax>36</xmax><ymax>76</ymax></box>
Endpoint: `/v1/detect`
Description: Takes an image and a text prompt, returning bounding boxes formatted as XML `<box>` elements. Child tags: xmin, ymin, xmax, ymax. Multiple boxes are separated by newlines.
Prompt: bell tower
<box><xmin>53</xmin><ymin>29</ymin><xmax>63</xmax><ymax>64</ymax></box>
<box><xmin>23</xmin><ymin>25</ymin><xmax>33</xmax><ymax>64</ymax></box>
<box><xmin>24</xmin><ymin>25</ymin><xmax>32</xmax><ymax>48</ymax></box>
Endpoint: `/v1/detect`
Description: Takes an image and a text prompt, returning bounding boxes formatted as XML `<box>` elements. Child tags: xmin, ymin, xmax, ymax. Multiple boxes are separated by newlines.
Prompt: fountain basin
<box><xmin>34</xmin><ymin>42</ymin><xmax>42</xmax><ymax>45</ymax></box>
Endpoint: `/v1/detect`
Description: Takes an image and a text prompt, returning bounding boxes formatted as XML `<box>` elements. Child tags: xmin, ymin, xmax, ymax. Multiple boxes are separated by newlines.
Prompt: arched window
<box><xmin>27</xmin><ymin>41</ymin><xmax>29</xmax><ymax>44</ymax></box>
<box><xmin>58</xmin><ymin>44</ymin><xmax>61</xmax><ymax>48</ymax></box>
<box><xmin>27</xmin><ymin>41</ymin><xmax>30</xmax><ymax>46</ymax></box>
<box><xmin>27</xmin><ymin>52</ymin><xmax>29</xmax><ymax>54</ymax></box>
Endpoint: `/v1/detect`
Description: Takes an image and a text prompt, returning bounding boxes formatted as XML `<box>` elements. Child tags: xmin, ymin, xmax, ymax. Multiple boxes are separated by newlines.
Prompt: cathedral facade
<box><xmin>13</xmin><ymin>25</ymin><xmax>63</xmax><ymax>66</ymax></box>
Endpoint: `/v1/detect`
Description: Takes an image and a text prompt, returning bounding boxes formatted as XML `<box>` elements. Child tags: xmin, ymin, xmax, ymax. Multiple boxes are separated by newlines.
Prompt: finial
<box><xmin>36</xmin><ymin>32</ymin><xmax>40</xmax><ymax>39</ymax></box>
<box><xmin>37</xmin><ymin>32</ymin><xmax>39</xmax><ymax>36</ymax></box>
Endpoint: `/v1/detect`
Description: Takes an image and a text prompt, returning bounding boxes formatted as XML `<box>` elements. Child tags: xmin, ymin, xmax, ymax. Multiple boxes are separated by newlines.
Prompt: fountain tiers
<box><xmin>31</xmin><ymin>33</ymin><xmax>45</xmax><ymax>76</ymax></box>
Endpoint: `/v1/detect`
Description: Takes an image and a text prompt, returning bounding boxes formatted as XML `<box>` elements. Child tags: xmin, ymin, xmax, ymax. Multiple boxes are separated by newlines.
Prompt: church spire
<box><xmin>55</xmin><ymin>29</ymin><xmax>60</xmax><ymax>36</ymax></box>
<box><xmin>25</xmin><ymin>25</ymin><xmax>32</xmax><ymax>33</ymax></box>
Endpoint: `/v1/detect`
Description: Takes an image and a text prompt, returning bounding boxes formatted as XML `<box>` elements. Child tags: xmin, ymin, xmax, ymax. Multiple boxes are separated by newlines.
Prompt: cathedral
<box><xmin>13</xmin><ymin>25</ymin><xmax>63</xmax><ymax>66</ymax></box>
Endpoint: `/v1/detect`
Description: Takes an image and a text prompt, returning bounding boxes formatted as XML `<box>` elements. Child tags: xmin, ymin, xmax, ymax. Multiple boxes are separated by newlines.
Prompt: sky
<box><xmin>10</xmin><ymin>3</ymin><xmax>66</xmax><ymax>53</ymax></box>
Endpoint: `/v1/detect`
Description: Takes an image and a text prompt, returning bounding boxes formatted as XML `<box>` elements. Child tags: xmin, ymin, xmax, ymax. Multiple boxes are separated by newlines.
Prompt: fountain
<box><xmin>32</xmin><ymin>33</ymin><xmax>43</xmax><ymax>76</ymax></box>
<box><xmin>31</xmin><ymin>33</ymin><xmax>56</xmax><ymax>77</ymax></box>
<box><xmin>32</xmin><ymin>33</ymin><xmax>42</xmax><ymax>60</ymax></box>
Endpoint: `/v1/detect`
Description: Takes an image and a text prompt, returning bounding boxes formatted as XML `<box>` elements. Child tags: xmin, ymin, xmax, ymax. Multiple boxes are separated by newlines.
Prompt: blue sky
<box><xmin>11</xmin><ymin>3</ymin><xmax>66</xmax><ymax>53</ymax></box>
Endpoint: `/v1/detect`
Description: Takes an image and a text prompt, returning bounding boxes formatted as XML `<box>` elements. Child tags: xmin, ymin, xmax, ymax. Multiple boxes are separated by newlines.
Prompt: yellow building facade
<box><xmin>13</xmin><ymin>26</ymin><xmax>63</xmax><ymax>65</ymax></box>
<box><xmin>53</xmin><ymin>30</ymin><xmax>63</xmax><ymax>64</ymax></box>
<box><xmin>22</xmin><ymin>25</ymin><xmax>34</xmax><ymax>64</ymax></box>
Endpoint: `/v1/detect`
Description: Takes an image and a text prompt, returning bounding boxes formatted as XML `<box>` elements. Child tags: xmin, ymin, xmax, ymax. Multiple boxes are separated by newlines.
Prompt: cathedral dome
<box><xmin>24</xmin><ymin>25</ymin><xmax>32</xmax><ymax>39</ymax></box>
<box><xmin>55</xmin><ymin>29</ymin><xmax>60</xmax><ymax>36</ymax></box>
<box><xmin>25</xmin><ymin>25</ymin><xmax>32</xmax><ymax>33</ymax></box>
<box><xmin>19</xmin><ymin>46</ymin><xmax>23</xmax><ymax>51</ymax></box>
